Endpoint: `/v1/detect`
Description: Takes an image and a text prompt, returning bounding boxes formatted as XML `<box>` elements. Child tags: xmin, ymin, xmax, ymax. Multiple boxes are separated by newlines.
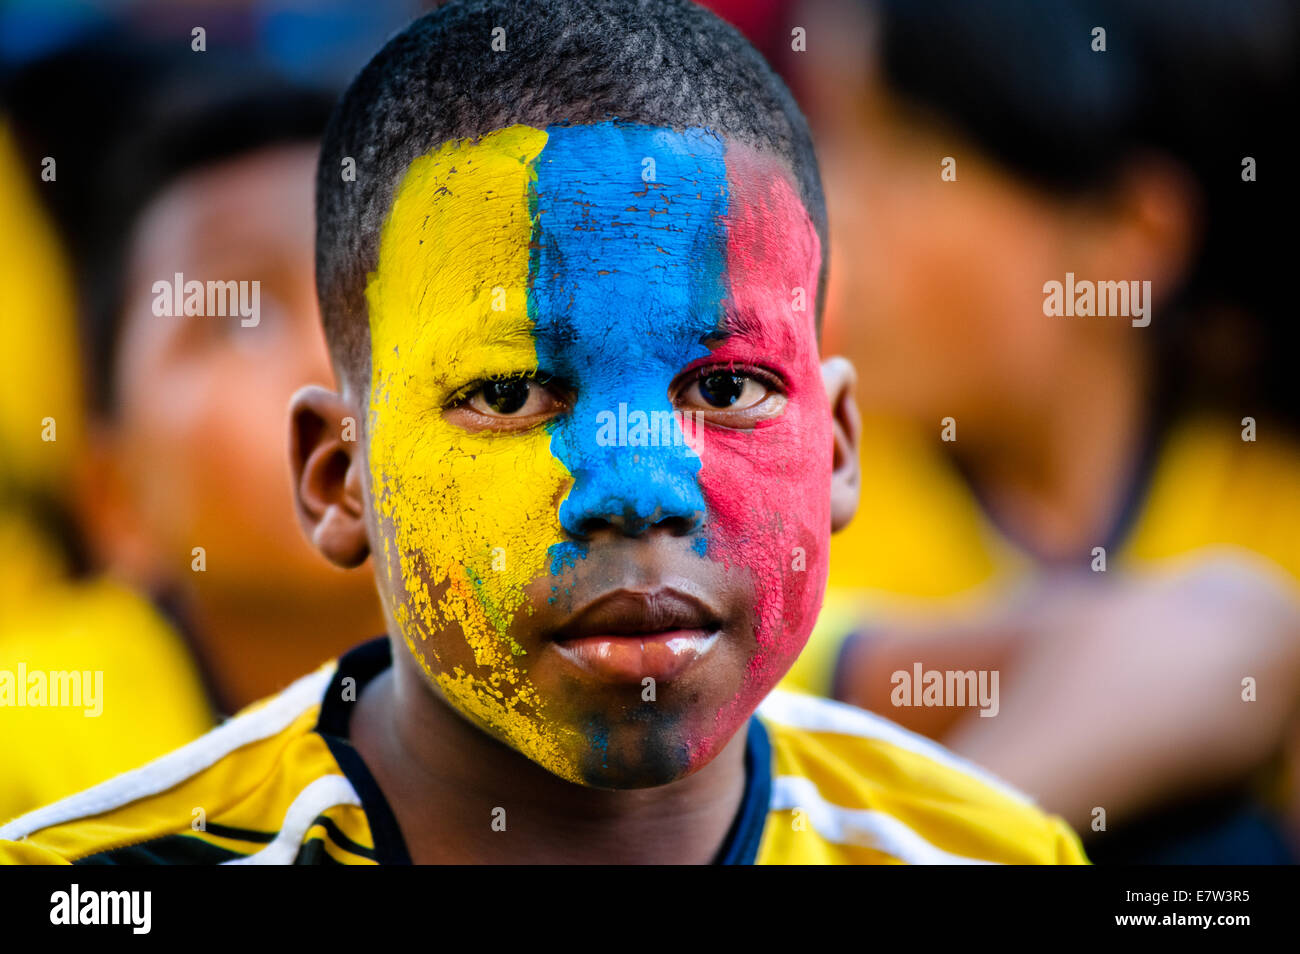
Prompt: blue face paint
<box><xmin>528</xmin><ymin>123</ymin><xmax>731</xmax><ymax>572</ymax></box>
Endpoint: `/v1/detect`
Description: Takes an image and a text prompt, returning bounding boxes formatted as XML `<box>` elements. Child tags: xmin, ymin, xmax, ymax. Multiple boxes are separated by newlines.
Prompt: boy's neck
<box><xmin>350</xmin><ymin>642</ymin><xmax>751</xmax><ymax>864</ymax></box>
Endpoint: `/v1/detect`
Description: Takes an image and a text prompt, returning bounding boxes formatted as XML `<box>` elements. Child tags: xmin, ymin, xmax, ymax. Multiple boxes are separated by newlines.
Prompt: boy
<box><xmin>0</xmin><ymin>0</ymin><xmax>1086</xmax><ymax>864</ymax></box>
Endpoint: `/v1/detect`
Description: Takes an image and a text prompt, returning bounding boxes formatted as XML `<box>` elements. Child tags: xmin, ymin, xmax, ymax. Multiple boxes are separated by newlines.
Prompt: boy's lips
<box><xmin>548</xmin><ymin>588</ymin><xmax>723</xmax><ymax>683</ymax></box>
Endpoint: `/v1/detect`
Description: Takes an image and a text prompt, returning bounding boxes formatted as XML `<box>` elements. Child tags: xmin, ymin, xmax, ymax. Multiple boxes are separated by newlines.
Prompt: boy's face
<box><xmin>364</xmin><ymin>123</ymin><xmax>830</xmax><ymax>787</ymax></box>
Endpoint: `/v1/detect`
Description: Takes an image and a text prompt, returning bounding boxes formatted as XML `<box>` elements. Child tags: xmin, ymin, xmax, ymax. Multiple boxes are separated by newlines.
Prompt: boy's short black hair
<box><xmin>316</xmin><ymin>0</ymin><xmax>827</xmax><ymax>395</ymax></box>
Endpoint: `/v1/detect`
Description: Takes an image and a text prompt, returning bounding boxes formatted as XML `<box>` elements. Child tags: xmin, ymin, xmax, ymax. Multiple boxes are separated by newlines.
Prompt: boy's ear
<box><xmin>822</xmin><ymin>356</ymin><xmax>861</xmax><ymax>533</ymax></box>
<box><xmin>290</xmin><ymin>386</ymin><xmax>369</xmax><ymax>568</ymax></box>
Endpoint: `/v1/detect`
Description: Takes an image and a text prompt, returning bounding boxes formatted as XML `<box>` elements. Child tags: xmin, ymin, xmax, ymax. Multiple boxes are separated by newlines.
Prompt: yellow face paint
<box><xmin>365</xmin><ymin>125</ymin><xmax>581</xmax><ymax>780</ymax></box>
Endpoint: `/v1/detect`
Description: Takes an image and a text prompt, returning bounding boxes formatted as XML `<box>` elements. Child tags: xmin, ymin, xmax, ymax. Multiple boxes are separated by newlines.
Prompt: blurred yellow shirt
<box><xmin>0</xmin><ymin>578</ymin><xmax>214</xmax><ymax>824</ymax></box>
<box><xmin>0</xmin><ymin>119</ymin><xmax>86</xmax><ymax>622</ymax></box>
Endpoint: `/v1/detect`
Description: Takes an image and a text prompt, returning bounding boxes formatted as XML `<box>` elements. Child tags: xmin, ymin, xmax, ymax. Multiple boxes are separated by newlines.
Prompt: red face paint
<box><xmin>688</xmin><ymin>146</ymin><xmax>830</xmax><ymax>762</ymax></box>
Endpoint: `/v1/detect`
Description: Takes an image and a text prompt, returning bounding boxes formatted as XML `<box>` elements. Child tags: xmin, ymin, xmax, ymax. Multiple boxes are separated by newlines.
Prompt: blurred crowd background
<box><xmin>1</xmin><ymin>0</ymin><xmax>1298</xmax><ymax>864</ymax></box>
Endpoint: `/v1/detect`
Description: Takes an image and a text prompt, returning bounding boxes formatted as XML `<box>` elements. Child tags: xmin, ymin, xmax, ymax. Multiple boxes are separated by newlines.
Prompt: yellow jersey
<box><xmin>0</xmin><ymin>638</ymin><xmax>1086</xmax><ymax>865</ymax></box>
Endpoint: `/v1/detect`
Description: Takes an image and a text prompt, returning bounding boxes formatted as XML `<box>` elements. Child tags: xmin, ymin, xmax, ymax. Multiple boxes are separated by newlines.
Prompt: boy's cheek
<box><xmin>366</xmin><ymin>410</ymin><xmax>596</xmax><ymax>780</ymax></box>
<box><xmin>367</xmin><ymin>404</ymin><xmax>569</xmax><ymax>647</ymax></box>
<box><xmin>698</xmin><ymin>391</ymin><xmax>833</xmax><ymax>687</ymax></box>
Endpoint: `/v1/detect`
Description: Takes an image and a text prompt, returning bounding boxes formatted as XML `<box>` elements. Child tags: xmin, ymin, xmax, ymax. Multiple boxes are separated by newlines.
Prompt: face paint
<box><xmin>690</xmin><ymin>149</ymin><xmax>830</xmax><ymax>760</ymax></box>
<box><xmin>530</xmin><ymin>124</ymin><xmax>726</xmax><ymax>570</ymax></box>
<box><xmin>366</xmin><ymin>125</ymin><xmax>580</xmax><ymax>778</ymax></box>
<box><xmin>366</xmin><ymin>122</ymin><xmax>827</xmax><ymax>786</ymax></box>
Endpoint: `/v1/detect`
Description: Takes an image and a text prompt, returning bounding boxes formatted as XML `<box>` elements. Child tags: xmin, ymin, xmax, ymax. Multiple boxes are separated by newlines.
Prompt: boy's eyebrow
<box><xmin>446</xmin><ymin>314</ymin><xmax>537</xmax><ymax>349</ymax></box>
<box><xmin>527</xmin><ymin>319</ymin><xmax>580</xmax><ymax>348</ymax></box>
<box><xmin>428</xmin><ymin>314</ymin><xmax>539</xmax><ymax>372</ymax></box>
<box><xmin>478</xmin><ymin>322</ymin><xmax>538</xmax><ymax>345</ymax></box>
<box><xmin>703</xmin><ymin>306</ymin><xmax>805</xmax><ymax>362</ymax></box>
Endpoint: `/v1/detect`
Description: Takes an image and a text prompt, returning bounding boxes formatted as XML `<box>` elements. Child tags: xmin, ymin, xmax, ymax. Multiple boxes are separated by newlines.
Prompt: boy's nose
<box><xmin>558</xmin><ymin>454</ymin><xmax>706</xmax><ymax>541</ymax></box>
<box><xmin>566</xmin><ymin>502</ymin><xmax>703</xmax><ymax>541</ymax></box>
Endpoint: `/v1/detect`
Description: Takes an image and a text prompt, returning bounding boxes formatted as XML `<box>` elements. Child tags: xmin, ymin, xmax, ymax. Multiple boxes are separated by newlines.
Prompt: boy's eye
<box><xmin>694</xmin><ymin>372</ymin><xmax>755</xmax><ymax>408</ymax></box>
<box><xmin>480</xmin><ymin>378</ymin><xmax>532</xmax><ymax>414</ymax></box>
<box><xmin>446</xmin><ymin>374</ymin><xmax>565</xmax><ymax>431</ymax></box>
<box><xmin>676</xmin><ymin>368</ymin><xmax>786</xmax><ymax>425</ymax></box>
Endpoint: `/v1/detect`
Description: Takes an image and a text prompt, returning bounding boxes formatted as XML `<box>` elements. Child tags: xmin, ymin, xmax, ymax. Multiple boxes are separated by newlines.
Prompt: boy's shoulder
<box><xmin>0</xmin><ymin>661</ymin><xmax>384</xmax><ymax>865</ymax></box>
<box><xmin>753</xmin><ymin>689</ymin><xmax>1088</xmax><ymax>865</ymax></box>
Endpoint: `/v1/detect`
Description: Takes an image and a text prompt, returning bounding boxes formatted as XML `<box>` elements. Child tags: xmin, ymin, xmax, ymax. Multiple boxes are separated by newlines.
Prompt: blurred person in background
<box><xmin>771</xmin><ymin>0</ymin><xmax>1300</xmax><ymax>862</ymax></box>
<box><xmin>0</xmin><ymin>39</ymin><xmax>384</xmax><ymax>822</ymax></box>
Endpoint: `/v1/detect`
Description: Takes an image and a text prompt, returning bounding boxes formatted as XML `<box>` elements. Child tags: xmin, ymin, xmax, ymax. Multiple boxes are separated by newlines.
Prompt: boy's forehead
<box><xmin>365</xmin><ymin>122</ymin><xmax>819</xmax><ymax>364</ymax></box>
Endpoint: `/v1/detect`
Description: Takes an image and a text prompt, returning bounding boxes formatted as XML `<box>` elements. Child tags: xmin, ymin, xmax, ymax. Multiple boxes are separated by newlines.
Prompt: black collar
<box><xmin>315</xmin><ymin>638</ymin><xmax>412</xmax><ymax>865</ymax></box>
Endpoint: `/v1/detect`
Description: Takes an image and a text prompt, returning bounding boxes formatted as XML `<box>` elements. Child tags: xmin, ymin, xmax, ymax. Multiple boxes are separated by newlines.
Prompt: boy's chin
<box><xmin>538</xmin><ymin>708</ymin><xmax>747</xmax><ymax>791</ymax></box>
<box><xmin>570</xmin><ymin>762</ymin><xmax>695</xmax><ymax>791</ymax></box>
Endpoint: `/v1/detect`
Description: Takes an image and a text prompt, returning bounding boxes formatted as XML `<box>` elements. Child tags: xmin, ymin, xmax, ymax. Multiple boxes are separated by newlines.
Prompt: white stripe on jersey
<box><xmin>770</xmin><ymin>775</ymin><xmax>998</xmax><ymax>864</ymax></box>
<box><xmin>757</xmin><ymin>688</ymin><xmax>1033</xmax><ymax>805</ymax></box>
<box><xmin>221</xmin><ymin>774</ymin><xmax>362</xmax><ymax>865</ymax></box>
